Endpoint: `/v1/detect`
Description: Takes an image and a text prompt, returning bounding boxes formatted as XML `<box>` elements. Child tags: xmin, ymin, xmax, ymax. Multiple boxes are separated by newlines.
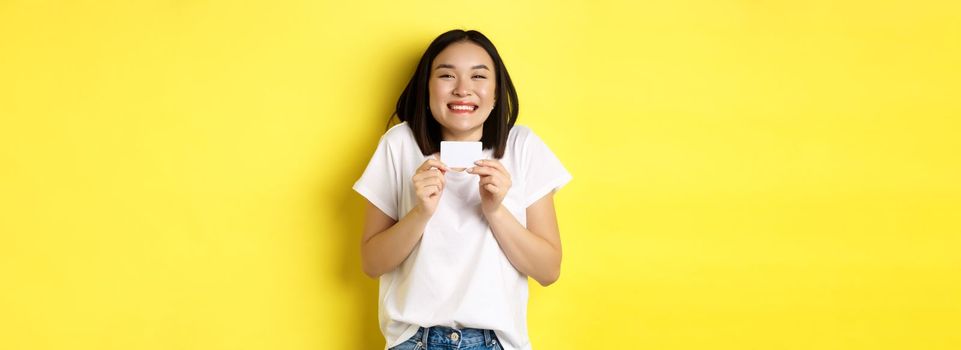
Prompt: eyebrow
<box><xmin>433</xmin><ymin>63</ymin><xmax>490</xmax><ymax>71</ymax></box>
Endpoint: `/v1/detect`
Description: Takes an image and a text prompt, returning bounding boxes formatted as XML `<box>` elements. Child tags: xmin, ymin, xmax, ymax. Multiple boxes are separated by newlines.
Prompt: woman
<box><xmin>353</xmin><ymin>29</ymin><xmax>572</xmax><ymax>350</ymax></box>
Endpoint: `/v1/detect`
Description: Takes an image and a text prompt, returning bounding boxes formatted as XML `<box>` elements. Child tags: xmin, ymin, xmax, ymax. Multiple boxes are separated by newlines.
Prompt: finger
<box><xmin>414</xmin><ymin>168</ymin><xmax>444</xmax><ymax>182</ymax></box>
<box><xmin>412</xmin><ymin>169</ymin><xmax>433</xmax><ymax>182</ymax></box>
<box><xmin>420</xmin><ymin>184</ymin><xmax>440</xmax><ymax>197</ymax></box>
<box><xmin>470</xmin><ymin>164</ymin><xmax>505</xmax><ymax>179</ymax></box>
<box><xmin>479</xmin><ymin>175</ymin><xmax>498</xmax><ymax>185</ymax></box>
<box><xmin>417</xmin><ymin>159</ymin><xmax>447</xmax><ymax>172</ymax></box>
<box><xmin>416</xmin><ymin>177</ymin><xmax>443</xmax><ymax>189</ymax></box>
<box><xmin>412</xmin><ymin>171</ymin><xmax>426</xmax><ymax>182</ymax></box>
<box><xmin>467</xmin><ymin>166</ymin><xmax>498</xmax><ymax>176</ymax></box>
<box><xmin>419</xmin><ymin>159</ymin><xmax>449</xmax><ymax>173</ymax></box>
<box><xmin>433</xmin><ymin>169</ymin><xmax>447</xmax><ymax>188</ymax></box>
<box><xmin>488</xmin><ymin>179</ymin><xmax>506</xmax><ymax>192</ymax></box>
<box><xmin>483</xmin><ymin>183</ymin><xmax>499</xmax><ymax>194</ymax></box>
<box><xmin>478</xmin><ymin>173</ymin><xmax>507</xmax><ymax>191</ymax></box>
<box><xmin>436</xmin><ymin>173</ymin><xmax>447</xmax><ymax>189</ymax></box>
<box><xmin>474</xmin><ymin>159</ymin><xmax>508</xmax><ymax>176</ymax></box>
<box><xmin>473</xmin><ymin>168</ymin><xmax>509</xmax><ymax>188</ymax></box>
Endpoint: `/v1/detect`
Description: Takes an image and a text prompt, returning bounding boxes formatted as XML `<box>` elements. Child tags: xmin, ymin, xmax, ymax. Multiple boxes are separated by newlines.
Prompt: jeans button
<box><xmin>450</xmin><ymin>332</ymin><xmax>459</xmax><ymax>341</ymax></box>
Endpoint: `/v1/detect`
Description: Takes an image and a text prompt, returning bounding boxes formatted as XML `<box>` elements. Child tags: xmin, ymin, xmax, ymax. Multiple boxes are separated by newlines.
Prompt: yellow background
<box><xmin>2</xmin><ymin>0</ymin><xmax>959</xmax><ymax>349</ymax></box>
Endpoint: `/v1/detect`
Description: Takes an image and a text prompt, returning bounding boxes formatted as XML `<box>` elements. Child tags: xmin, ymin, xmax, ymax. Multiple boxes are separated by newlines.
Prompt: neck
<box><xmin>441</xmin><ymin>128</ymin><xmax>483</xmax><ymax>142</ymax></box>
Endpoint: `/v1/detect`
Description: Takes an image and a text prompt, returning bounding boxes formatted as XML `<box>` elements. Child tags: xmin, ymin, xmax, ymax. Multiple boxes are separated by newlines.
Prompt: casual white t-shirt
<box><xmin>352</xmin><ymin>121</ymin><xmax>572</xmax><ymax>350</ymax></box>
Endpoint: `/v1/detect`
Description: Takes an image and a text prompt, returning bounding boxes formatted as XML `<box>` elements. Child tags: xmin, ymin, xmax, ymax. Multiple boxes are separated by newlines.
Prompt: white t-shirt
<box><xmin>352</xmin><ymin>122</ymin><xmax>572</xmax><ymax>350</ymax></box>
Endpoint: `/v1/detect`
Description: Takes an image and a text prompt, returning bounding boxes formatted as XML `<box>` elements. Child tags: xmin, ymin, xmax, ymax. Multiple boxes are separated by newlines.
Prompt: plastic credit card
<box><xmin>440</xmin><ymin>141</ymin><xmax>483</xmax><ymax>168</ymax></box>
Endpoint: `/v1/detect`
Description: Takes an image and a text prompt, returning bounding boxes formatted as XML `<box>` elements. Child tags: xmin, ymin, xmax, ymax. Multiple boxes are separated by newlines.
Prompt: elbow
<box><xmin>535</xmin><ymin>266</ymin><xmax>561</xmax><ymax>287</ymax></box>
<box><xmin>361</xmin><ymin>264</ymin><xmax>378</xmax><ymax>279</ymax></box>
<box><xmin>360</xmin><ymin>247</ymin><xmax>384</xmax><ymax>279</ymax></box>
<box><xmin>535</xmin><ymin>250</ymin><xmax>562</xmax><ymax>287</ymax></box>
<box><xmin>532</xmin><ymin>243</ymin><xmax>563</xmax><ymax>286</ymax></box>
<box><xmin>361</xmin><ymin>260</ymin><xmax>384</xmax><ymax>279</ymax></box>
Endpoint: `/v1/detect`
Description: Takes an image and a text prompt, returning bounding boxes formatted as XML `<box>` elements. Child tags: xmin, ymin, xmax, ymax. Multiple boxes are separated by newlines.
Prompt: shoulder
<box><xmin>383</xmin><ymin>121</ymin><xmax>414</xmax><ymax>143</ymax></box>
<box><xmin>508</xmin><ymin>124</ymin><xmax>535</xmax><ymax>146</ymax></box>
<box><xmin>510</xmin><ymin>124</ymin><xmax>532</xmax><ymax>137</ymax></box>
<box><xmin>508</xmin><ymin>124</ymin><xmax>551</xmax><ymax>153</ymax></box>
<box><xmin>376</xmin><ymin>122</ymin><xmax>419</xmax><ymax>153</ymax></box>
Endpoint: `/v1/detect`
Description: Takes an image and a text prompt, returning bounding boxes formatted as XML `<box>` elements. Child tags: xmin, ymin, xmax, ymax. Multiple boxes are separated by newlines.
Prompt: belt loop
<box><xmin>484</xmin><ymin>329</ymin><xmax>492</xmax><ymax>346</ymax></box>
<box><xmin>421</xmin><ymin>326</ymin><xmax>430</xmax><ymax>347</ymax></box>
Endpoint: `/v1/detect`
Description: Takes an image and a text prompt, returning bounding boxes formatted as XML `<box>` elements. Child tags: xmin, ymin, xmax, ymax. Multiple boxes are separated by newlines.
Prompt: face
<box><xmin>428</xmin><ymin>41</ymin><xmax>497</xmax><ymax>141</ymax></box>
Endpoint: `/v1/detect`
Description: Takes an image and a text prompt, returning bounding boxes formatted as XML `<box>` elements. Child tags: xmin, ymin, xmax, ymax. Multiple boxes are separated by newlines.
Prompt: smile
<box><xmin>447</xmin><ymin>103</ymin><xmax>478</xmax><ymax>113</ymax></box>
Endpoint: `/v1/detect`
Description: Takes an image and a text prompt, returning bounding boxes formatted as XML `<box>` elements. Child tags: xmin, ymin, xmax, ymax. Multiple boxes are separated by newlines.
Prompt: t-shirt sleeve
<box><xmin>522</xmin><ymin>129</ymin><xmax>573</xmax><ymax>208</ymax></box>
<box><xmin>352</xmin><ymin>134</ymin><xmax>400</xmax><ymax>220</ymax></box>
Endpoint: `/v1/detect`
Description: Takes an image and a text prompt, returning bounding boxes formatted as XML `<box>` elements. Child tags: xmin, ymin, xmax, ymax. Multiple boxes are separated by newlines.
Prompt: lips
<box><xmin>447</xmin><ymin>102</ymin><xmax>478</xmax><ymax>113</ymax></box>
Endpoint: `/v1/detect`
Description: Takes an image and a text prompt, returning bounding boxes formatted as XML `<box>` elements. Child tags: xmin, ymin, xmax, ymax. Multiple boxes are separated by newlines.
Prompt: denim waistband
<box><xmin>411</xmin><ymin>326</ymin><xmax>498</xmax><ymax>348</ymax></box>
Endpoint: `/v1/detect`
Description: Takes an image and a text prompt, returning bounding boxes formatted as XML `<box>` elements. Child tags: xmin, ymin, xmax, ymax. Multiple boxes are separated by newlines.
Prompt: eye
<box><xmin>472</xmin><ymin>75</ymin><xmax>487</xmax><ymax>79</ymax></box>
<box><xmin>438</xmin><ymin>74</ymin><xmax>454</xmax><ymax>79</ymax></box>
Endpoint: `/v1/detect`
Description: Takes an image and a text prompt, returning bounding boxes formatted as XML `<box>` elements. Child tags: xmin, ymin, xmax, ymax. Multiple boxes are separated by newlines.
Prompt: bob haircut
<box><xmin>391</xmin><ymin>29</ymin><xmax>519</xmax><ymax>159</ymax></box>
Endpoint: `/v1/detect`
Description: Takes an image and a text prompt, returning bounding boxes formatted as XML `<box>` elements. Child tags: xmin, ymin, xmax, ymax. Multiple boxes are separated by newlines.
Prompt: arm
<box><xmin>359</xmin><ymin>201</ymin><xmax>431</xmax><ymax>278</ymax></box>
<box><xmin>360</xmin><ymin>157</ymin><xmax>448</xmax><ymax>278</ymax></box>
<box><xmin>485</xmin><ymin>193</ymin><xmax>563</xmax><ymax>286</ymax></box>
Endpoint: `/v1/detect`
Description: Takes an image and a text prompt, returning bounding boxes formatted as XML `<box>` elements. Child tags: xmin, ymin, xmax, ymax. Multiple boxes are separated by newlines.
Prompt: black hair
<box><xmin>390</xmin><ymin>29</ymin><xmax>519</xmax><ymax>159</ymax></box>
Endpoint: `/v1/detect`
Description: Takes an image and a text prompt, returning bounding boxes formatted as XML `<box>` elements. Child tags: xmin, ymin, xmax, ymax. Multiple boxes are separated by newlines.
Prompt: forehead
<box><xmin>433</xmin><ymin>42</ymin><xmax>494</xmax><ymax>69</ymax></box>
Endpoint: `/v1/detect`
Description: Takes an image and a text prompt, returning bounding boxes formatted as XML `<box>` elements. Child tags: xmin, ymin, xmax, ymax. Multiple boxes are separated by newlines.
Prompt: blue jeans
<box><xmin>388</xmin><ymin>326</ymin><xmax>502</xmax><ymax>350</ymax></box>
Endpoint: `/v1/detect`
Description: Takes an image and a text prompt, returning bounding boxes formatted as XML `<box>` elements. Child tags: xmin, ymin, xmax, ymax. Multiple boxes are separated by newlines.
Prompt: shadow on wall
<box><xmin>324</xmin><ymin>89</ymin><xmax>408</xmax><ymax>350</ymax></box>
<box><xmin>319</xmin><ymin>121</ymin><xmax>384</xmax><ymax>349</ymax></box>
<box><xmin>321</xmin><ymin>33</ymin><xmax>428</xmax><ymax>349</ymax></box>
<box><xmin>334</xmin><ymin>184</ymin><xmax>382</xmax><ymax>349</ymax></box>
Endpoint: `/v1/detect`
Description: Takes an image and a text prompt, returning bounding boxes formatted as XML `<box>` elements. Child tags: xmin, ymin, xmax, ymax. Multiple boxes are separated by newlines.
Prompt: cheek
<box><xmin>428</xmin><ymin>83</ymin><xmax>446</xmax><ymax>106</ymax></box>
<box><xmin>475</xmin><ymin>81</ymin><xmax>493</xmax><ymax>97</ymax></box>
<box><xmin>480</xmin><ymin>86</ymin><xmax>496</xmax><ymax>106</ymax></box>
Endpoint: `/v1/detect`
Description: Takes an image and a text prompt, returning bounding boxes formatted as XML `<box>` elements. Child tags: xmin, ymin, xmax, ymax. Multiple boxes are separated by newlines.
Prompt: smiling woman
<box><xmin>352</xmin><ymin>29</ymin><xmax>572</xmax><ymax>350</ymax></box>
<box><xmin>429</xmin><ymin>45</ymin><xmax>496</xmax><ymax>141</ymax></box>
<box><xmin>394</xmin><ymin>30</ymin><xmax>520</xmax><ymax>159</ymax></box>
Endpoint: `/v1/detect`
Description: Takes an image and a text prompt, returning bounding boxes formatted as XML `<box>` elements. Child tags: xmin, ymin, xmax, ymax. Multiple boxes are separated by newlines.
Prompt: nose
<box><xmin>452</xmin><ymin>79</ymin><xmax>472</xmax><ymax>97</ymax></box>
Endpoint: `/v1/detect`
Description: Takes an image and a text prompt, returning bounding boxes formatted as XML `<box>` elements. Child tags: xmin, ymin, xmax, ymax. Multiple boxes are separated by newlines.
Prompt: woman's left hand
<box><xmin>468</xmin><ymin>159</ymin><xmax>512</xmax><ymax>216</ymax></box>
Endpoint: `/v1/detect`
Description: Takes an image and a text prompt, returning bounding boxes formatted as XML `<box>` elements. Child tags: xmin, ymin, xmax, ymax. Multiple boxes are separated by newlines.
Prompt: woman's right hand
<box><xmin>411</xmin><ymin>156</ymin><xmax>448</xmax><ymax>217</ymax></box>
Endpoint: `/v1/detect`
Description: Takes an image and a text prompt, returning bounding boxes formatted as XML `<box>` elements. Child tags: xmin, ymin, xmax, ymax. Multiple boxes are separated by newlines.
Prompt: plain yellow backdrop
<box><xmin>1</xmin><ymin>0</ymin><xmax>959</xmax><ymax>349</ymax></box>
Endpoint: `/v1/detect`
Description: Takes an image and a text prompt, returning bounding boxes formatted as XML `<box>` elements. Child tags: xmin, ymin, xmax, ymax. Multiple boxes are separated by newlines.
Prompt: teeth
<box><xmin>449</xmin><ymin>104</ymin><xmax>474</xmax><ymax>111</ymax></box>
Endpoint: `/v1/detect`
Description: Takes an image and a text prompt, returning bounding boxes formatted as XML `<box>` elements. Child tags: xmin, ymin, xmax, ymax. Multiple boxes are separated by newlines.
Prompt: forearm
<box><xmin>485</xmin><ymin>205</ymin><xmax>561</xmax><ymax>286</ymax></box>
<box><xmin>361</xmin><ymin>206</ymin><xmax>431</xmax><ymax>278</ymax></box>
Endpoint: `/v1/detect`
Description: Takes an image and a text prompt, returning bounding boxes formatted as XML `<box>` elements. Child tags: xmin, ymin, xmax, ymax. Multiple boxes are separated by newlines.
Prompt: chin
<box><xmin>444</xmin><ymin>125</ymin><xmax>480</xmax><ymax>134</ymax></box>
<box><xmin>441</xmin><ymin>117</ymin><xmax>483</xmax><ymax>128</ymax></box>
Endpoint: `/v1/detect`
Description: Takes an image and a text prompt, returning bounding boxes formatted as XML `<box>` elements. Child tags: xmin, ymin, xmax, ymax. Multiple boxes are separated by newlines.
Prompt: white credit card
<box><xmin>440</xmin><ymin>141</ymin><xmax>483</xmax><ymax>168</ymax></box>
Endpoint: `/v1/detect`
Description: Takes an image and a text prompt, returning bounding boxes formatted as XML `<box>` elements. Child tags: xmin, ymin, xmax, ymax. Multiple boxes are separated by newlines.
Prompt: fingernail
<box><xmin>474</xmin><ymin>160</ymin><xmax>483</xmax><ymax>165</ymax></box>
